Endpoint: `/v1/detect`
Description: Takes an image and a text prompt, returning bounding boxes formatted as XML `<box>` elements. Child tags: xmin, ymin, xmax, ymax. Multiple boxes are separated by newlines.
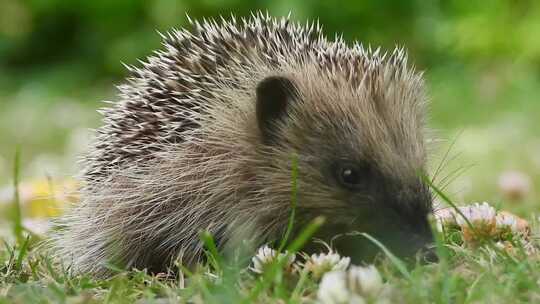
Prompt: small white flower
<box><xmin>495</xmin><ymin>212</ymin><xmax>518</xmax><ymax>233</ymax></box>
<box><xmin>304</xmin><ymin>251</ymin><xmax>351</xmax><ymax>279</ymax></box>
<box><xmin>456</xmin><ymin>202</ymin><xmax>496</xmax><ymax>227</ymax></box>
<box><xmin>496</xmin><ymin>211</ymin><xmax>530</xmax><ymax>237</ymax></box>
<box><xmin>347</xmin><ymin>265</ymin><xmax>384</xmax><ymax>297</ymax></box>
<box><xmin>434</xmin><ymin>207</ymin><xmax>458</xmax><ymax>232</ymax></box>
<box><xmin>317</xmin><ymin>265</ymin><xmax>386</xmax><ymax>304</ymax></box>
<box><xmin>317</xmin><ymin>270</ymin><xmax>352</xmax><ymax>304</ymax></box>
<box><xmin>250</xmin><ymin>245</ymin><xmax>295</xmax><ymax>274</ymax></box>
<box><xmin>435</xmin><ymin>203</ymin><xmax>497</xmax><ymax>233</ymax></box>
<box><xmin>349</xmin><ymin>295</ymin><xmax>367</xmax><ymax>304</ymax></box>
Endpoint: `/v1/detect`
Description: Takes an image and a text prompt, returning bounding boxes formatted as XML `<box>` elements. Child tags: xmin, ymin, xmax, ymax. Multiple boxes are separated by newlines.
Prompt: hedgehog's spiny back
<box><xmin>85</xmin><ymin>13</ymin><xmax>326</xmax><ymax>179</ymax></box>
<box><xmin>85</xmin><ymin>13</ymin><xmax>415</xmax><ymax>180</ymax></box>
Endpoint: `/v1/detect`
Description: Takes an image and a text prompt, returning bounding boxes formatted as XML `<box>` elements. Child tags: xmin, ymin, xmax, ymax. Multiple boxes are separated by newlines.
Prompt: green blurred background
<box><xmin>0</xmin><ymin>0</ymin><xmax>538</xmax><ymax>212</ymax></box>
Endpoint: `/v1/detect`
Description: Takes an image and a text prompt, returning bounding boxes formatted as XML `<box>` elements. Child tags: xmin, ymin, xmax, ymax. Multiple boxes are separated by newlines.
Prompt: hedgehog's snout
<box><xmin>344</xmin><ymin>187</ymin><xmax>436</xmax><ymax>263</ymax></box>
<box><xmin>398</xmin><ymin>224</ymin><xmax>438</xmax><ymax>264</ymax></box>
<box><xmin>418</xmin><ymin>242</ymin><xmax>439</xmax><ymax>263</ymax></box>
<box><xmin>367</xmin><ymin>213</ymin><xmax>436</xmax><ymax>264</ymax></box>
<box><xmin>388</xmin><ymin>190</ymin><xmax>437</xmax><ymax>263</ymax></box>
<box><xmin>308</xmin><ymin>206</ymin><xmax>436</xmax><ymax>265</ymax></box>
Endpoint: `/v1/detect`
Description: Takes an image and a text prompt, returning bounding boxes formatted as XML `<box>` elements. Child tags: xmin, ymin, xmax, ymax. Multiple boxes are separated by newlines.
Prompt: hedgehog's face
<box><xmin>255</xmin><ymin>73</ymin><xmax>435</xmax><ymax>263</ymax></box>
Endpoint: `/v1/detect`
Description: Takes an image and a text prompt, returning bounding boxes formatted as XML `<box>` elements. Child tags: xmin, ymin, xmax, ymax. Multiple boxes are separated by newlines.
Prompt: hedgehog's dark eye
<box><xmin>333</xmin><ymin>162</ymin><xmax>367</xmax><ymax>190</ymax></box>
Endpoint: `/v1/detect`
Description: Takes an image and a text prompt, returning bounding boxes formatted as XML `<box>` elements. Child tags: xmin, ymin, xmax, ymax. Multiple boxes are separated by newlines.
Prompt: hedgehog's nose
<box><xmin>389</xmin><ymin>218</ymin><xmax>437</xmax><ymax>264</ymax></box>
<box><xmin>395</xmin><ymin>242</ymin><xmax>438</xmax><ymax>266</ymax></box>
<box><xmin>418</xmin><ymin>244</ymin><xmax>439</xmax><ymax>263</ymax></box>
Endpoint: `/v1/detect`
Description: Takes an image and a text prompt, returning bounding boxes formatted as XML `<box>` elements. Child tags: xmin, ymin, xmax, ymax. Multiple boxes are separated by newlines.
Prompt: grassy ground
<box><xmin>1</xmin><ymin>183</ymin><xmax>540</xmax><ymax>303</ymax></box>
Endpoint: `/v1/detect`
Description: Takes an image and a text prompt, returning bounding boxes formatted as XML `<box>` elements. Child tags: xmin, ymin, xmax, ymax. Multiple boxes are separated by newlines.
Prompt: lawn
<box><xmin>1</xmin><ymin>180</ymin><xmax>540</xmax><ymax>303</ymax></box>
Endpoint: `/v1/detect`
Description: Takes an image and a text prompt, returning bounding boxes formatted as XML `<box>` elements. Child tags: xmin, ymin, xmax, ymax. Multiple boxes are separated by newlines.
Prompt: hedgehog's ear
<box><xmin>256</xmin><ymin>76</ymin><xmax>298</xmax><ymax>144</ymax></box>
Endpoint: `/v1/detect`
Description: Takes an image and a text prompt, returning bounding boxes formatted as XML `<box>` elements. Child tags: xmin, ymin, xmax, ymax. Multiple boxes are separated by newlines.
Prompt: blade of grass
<box><xmin>427</xmin><ymin>214</ymin><xmax>457</xmax><ymax>299</ymax></box>
<box><xmin>201</xmin><ymin>231</ymin><xmax>223</xmax><ymax>273</ymax></box>
<box><xmin>15</xmin><ymin>235</ymin><xmax>30</xmax><ymax>270</ymax></box>
<box><xmin>291</xmin><ymin>268</ymin><xmax>310</xmax><ymax>301</ymax></box>
<box><xmin>464</xmin><ymin>273</ymin><xmax>485</xmax><ymax>304</ymax></box>
<box><xmin>427</xmin><ymin>214</ymin><xmax>450</xmax><ymax>264</ymax></box>
<box><xmin>45</xmin><ymin>253</ymin><xmax>63</xmax><ymax>283</ymax></box>
<box><xmin>421</xmin><ymin>173</ymin><xmax>478</xmax><ymax>235</ymax></box>
<box><xmin>2</xmin><ymin>240</ymin><xmax>15</xmax><ymax>274</ymax></box>
<box><xmin>12</xmin><ymin>146</ymin><xmax>24</xmax><ymax>245</ymax></box>
<box><xmin>285</xmin><ymin>216</ymin><xmax>325</xmax><ymax>253</ymax></box>
<box><xmin>360</xmin><ymin>232</ymin><xmax>411</xmax><ymax>280</ymax></box>
<box><xmin>3</xmin><ymin>239</ymin><xmax>14</xmax><ymax>256</ymax></box>
<box><xmin>28</xmin><ymin>257</ymin><xmax>40</xmax><ymax>281</ymax></box>
<box><xmin>431</xmin><ymin>130</ymin><xmax>462</xmax><ymax>184</ymax></box>
<box><xmin>278</xmin><ymin>153</ymin><xmax>299</xmax><ymax>253</ymax></box>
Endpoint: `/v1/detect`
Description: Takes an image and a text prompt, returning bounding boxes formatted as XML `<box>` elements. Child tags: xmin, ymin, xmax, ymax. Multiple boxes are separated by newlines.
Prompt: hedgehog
<box><xmin>53</xmin><ymin>12</ymin><xmax>435</xmax><ymax>277</ymax></box>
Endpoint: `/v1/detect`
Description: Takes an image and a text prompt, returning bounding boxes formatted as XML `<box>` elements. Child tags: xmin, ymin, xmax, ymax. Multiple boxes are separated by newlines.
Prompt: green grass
<box><xmin>1</xmin><ymin>208</ymin><xmax>540</xmax><ymax>303</ymax></box>
<box><xmin>10</xmin><ymin>147</ymin><xmax>23</xmax><ymax>245</ymax></box>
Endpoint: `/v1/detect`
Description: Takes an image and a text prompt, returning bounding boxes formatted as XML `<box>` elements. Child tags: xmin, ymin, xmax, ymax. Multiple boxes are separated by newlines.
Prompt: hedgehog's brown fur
<box><xmin>53</xmin><ymin>12</ymin><xmax>433</xmax><ymax>277</ymax></box>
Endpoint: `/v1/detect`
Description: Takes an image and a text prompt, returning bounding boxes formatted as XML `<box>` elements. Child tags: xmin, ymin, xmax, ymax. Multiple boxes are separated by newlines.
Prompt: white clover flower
<box><xmin>495</xmin><ymin>211</ymin><xmax>519</xmax><ymax>233</ymax></box>
<box><xmin>436</xmin><ymin>202</ymin><xmax>533</xmax><ymax>249</ymax></box>
<box><xmin>434</xmin><ymin>207</ymin><xmax>458</xmax><ymax>232</ymax></box>
<box><xmin>435</xmin><ymin>203</ymin><xmax>497</xmax><ymax>234</ymax></box>
<box><xmin>304</xmin><ymin>251</ymin><xmax>351</xmax><ymax>279</ymax></box>
<box><xmin>249</xmin><ymin>245</ymin><xmax>295</xmax><ymax>274</ymax></box>
<box><xmin>496</xmin><ymin>211</ymin><xmax>530</xmax><ymax>237</ymax></box>
<box><xmin>455</xmin><ymin>202</ymin><xmax>496</xmax><ymax>228</ymax></box>
<box><xmin>455</xmin><ymin>202</ymin><xmax>498</xmax><ymax>243</ymax></box>
<box><xmin>317</xmin><ymin>265</ymin><xmax>387</xmax><ymax>304</ymax></box>
<box><xmin>349</xmin><ymin>296</ymin><xmax>367</xmax><ymax>304</ymax></box>
<box><xmin>317</xmin><ymin>271</ymin><xmax>352</xmax><ymax>304</ymax></box>
<box><xmin>347</xmin><ymin>265</ymin><xmax>384</xmax><ymax>298</ymax></box>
